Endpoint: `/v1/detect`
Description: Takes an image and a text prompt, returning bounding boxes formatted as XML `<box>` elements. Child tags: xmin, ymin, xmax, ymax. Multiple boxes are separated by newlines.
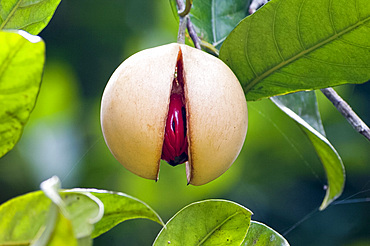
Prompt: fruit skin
<box><xmin>101</xmin><ymin>43</ymin><xmax>248</xmax><ymax>186</ymax></box>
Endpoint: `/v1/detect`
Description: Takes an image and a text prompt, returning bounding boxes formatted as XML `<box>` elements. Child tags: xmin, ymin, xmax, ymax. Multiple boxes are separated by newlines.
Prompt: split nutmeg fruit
<box><xmin>100</xmin><ymin>43</ymin><xmax>248</xmax><ymax>185</ymax></box>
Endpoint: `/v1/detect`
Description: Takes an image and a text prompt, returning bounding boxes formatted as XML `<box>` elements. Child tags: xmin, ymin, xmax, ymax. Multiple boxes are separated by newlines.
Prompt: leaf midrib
<box><xmin>245</xmin><ymin>13</ymin><xmax>370</xmax><ymax>93</ymax></box>
<box><xmin>0</xmin><ymin>0</ymin><xmax>23</xmax><ymax>30</ymax></box>
<box><xmin>196</xmin><ymin>212</ymin><xmax>240</xmax><ymax>245</ymax></box>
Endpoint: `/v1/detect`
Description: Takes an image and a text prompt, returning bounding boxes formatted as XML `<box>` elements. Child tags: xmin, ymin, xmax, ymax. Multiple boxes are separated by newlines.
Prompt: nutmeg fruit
<box><xmin>100</xmin><ymin>43</ymin><xmax>248</xmax><ymax>185</ymax></box>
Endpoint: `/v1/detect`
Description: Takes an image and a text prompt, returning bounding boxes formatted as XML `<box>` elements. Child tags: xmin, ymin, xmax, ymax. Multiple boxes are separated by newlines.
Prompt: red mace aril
<box><xmin>161</xmin><ymin>92</ymin><xmax>188</xmax><ymax>166</ymax></box>
<box><xmin>101</xmin><ymin>43</ymin><xmax>248</xmax><ymax>185</ymax></box>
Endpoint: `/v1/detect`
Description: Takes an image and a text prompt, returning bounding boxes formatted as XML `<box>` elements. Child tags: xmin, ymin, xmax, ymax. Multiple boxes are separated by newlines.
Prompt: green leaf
<box><xmin>31</xmin><ymin>204</ymin><xmax>78</xmax><ymax>246</ymax></box>
<box><xmin>153</xmin><ymin>199</ymin><xmax>252</xmax><ymax>245</ymax></box>
<box><xmin>169</xmin><ymin>0</ymin><xmax>179</xmax><ymax>20</ymax></box>
<box><xmin>0</xmin><ymin>185</ymin><xmax>164</xmax><ymax>243</ymax></box>
<box><xmin>61</xmin><ymin>192</ymin><xmax>103</xmax><ymax>240</ymax></box>
<box><xmin>46</xmin><ymin>212</ymin><xmax>78</xmax><ymax>246</ymax></box>
<box><xmin>219</xmin><ymin>0</ymin><xmax>370</xmax><ymax>101</ymax></box>
<box><xmin>0</xmin><ymin>30</ymin><xmax>45</xmax><ymax>158</ymax></box>
<box><xmin>0</xmin><ymin>191</ymin><xmax>51</xmax><ymax>244</ymax></box>
<box><xmin>190</xmin><ymin>0</ymin><xmax>250</xmax><ymax>49</ymax></box>
<box><xmin>0</xmin><ymin>183</ymin><xmax>101</xmax><ymax>245</ymax></box>
<box><xmin>272</xmin><ymin>91</ymin><xmax>326</xmax><ymax>136</ymax></box>
<box><xmin>40</xmin><ymin>177</ymin><xmax>104</xmax><ymax>240</ymax></box>
<box><xmin>0</xmin><ymin>0</ymin><xmax>62</xmax><ymax>35</ymax></box>
<box><xmin>242</xmin><ymin>221</ymin><xmax>289</xmax><ymax>246</ymax></box>
<box><xmin>82</xmin><ymin>189</ymin><xmax>164</xmax><ymax>238</ymax></box>
<box><xmin>271</xmin><ymin>92</ymin><xmax>345</xmax><ymax>210</ymax></box>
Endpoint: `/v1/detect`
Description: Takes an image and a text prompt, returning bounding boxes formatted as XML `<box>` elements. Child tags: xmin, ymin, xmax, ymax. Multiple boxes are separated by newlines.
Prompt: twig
<box><xmin>187</xmin><ymin>19</ymin><xmax>201</xmax><ymax>49</ymax></box>
<box><xmin>176</xmin><ymin>0</ymin><xmax>201</xmax><ymax>49</ymax></box>
<box><xmin>176</xmin><ymin>0</ymin><xmax>185</xmax><ymax>13</ymax></box>
<box><xmin>321</xmin><ymin>88</ymin><xmax>370</xmax><ymax>141</ymax></box>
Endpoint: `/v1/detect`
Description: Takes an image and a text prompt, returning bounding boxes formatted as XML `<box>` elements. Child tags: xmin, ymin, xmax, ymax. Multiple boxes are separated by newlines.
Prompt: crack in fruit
<box><xmin>161</xmin><ymin>50</ymin><xmax>189</xmax><ymax>166</ymax></box>
<box><xmin>101</xmin><ymin>43</ymin><xmax>248</xmax><ymax>185</ymax></box>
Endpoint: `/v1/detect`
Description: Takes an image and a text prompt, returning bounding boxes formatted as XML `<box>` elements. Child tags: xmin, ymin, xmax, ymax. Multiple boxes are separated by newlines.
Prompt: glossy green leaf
<box><xmin>39</xmin><ymin>177</ymin><xmax>97</xmax><ymax>246</ymax></box>
<box><xmin>82</xmin><ymin>189</ymin><xmax>164</xmax><ymax>238</ymax></box>
<box><xmin>219</xmin><ymin>0</ymin><xmax>370</xmax><ymax>101</ymax></box>
<box><xmin>47</xmin><ymin>212</ymin><xmax>78</xmax><ymax>246</ymax></box>
<box><xmin>0</xmin><ymin>191</ymin><xmax>51</xmax><ymax>244</ymax></box>
<box><xmin>154</xmin><ymin>199</ymin><xmax>252</xmax><ymax>245</ymax></box>
<box><xmin>0</xmin><ymin>180</ymin><xmax>101</xmax><ymax>245</ymax></box>
<box><xmin>31</xmin><ymin>204</ymin><xmax>78</xmax><ymax>246</ymax></box>
<box><xmin>0</xmin><ymin>0</ymin><xmax>62</xmax><ymax>35</ymax></box>
<box><xmin>272</xmin><ymin>91</ymin><xmax>326</xmax><ymax>136</ymax></box>
<box><xmin>271</xmin><ymin>92</ymin><xmax>345</xmax><ymax>210</ymax></box>
<box><xmin>0</xmin><ymin>185</ymin><xmax>163</xmax><ymax>243</ymax></box>
<box><xmin>242</xmin><ymin>221</ymin><xmax>289</xmax><ymax>246</ymax></box>
<box><xmin>190</xmin><ymin>0</ymin><xmax>250</xmax><ymax>49</ymax></box>
<box><xmin>0</xmin><ymin>30</ymin><xmax>45</xmax><ymax>158</ymax></box>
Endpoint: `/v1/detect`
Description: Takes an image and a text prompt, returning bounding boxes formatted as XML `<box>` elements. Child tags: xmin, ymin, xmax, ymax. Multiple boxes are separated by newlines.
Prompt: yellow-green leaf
<box><xmin>0</xmin><ymin>30</ymin><xmax>44</xmax><ymax>158</ymax></box>
<box><xmin>0</xmin><ymin>0</ymin><xmax>62</xmax><ymax>35</ymax></box>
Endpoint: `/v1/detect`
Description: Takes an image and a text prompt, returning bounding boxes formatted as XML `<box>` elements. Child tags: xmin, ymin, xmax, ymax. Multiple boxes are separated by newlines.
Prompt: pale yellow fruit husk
<box><xmin>180</xmin><ymin>44</ymin><xmax>248</xmax><ymax>185</ymax></box>
<box><xmin>101</xmin><ymin>44</ymin><xmax>178</xmax><ymax>180</ymax></box>
<box><xmin>101</xmin><ymin>43</ymin><xmax>248</xmax><ymax>185</ymax></box>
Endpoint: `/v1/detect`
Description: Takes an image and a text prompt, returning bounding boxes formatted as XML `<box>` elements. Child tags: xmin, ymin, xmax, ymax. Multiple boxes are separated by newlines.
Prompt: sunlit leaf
<box><xmin>219</xmin><ymin>0</ymin><xmax>370</xmax><ymax>101</ymax></box>
<box><xmin>61</xmin><ymin>192</ymin><xmax>103</xmax><ymax>239</ymax></box>
<box><xmin>0</xmin><ymin>176</ymin><xmax>84</xmax><ymax>245</ymax></box>
<box><xmin>153</xmin><ymin>199</ymin><xmax>252</xmax><ymax>245</ymax></box>
<box><xmin>0</xmin><ymin>30</ymin><xmax>45</xmax><ymax>158</ymax></box>
<box><xmin>78</xmin><ymin>189</ymin><xmax>164</xmax><ymax>238</ymax></box>
<box><xmin>190</xmin><ymin>0</ymin><xmax>250</xmax><ymax>49</ymax></box>
<box><xmin>0</xmin><ymin>184</ymin><xmax>163</xmax><ymax>244</ymax></box>
<box><xmin>32</xmin><ymin>204</ymin><xmax>78</xmax><ymax>246</ymax></box>
<box><xmin>242</xmin><ymin>221</ymin><xmax>289</xmax><ymax>246</ymax></box>
<box><xmin>40</xmin><ymin>177</ymin><xmax>99</xmax><ymax>246</ymax></box>
<box><xmin>47</xmin><ymin>212</ymin><xmax>78</xmax><ymax>246</ymax></box>
<box><xmin>271</xmin><ymin>92</ymin><xmax>345</xmax><ymax>210</ymax></box>
<box><xmin>0</xmin><ymin>186</ymin><xmax>100</xmax><ymax>244</ymax></box>
<box><xmin>0</xmin><ymin>0</ymin><xmax>62</xmax><ymax>35</ymax></box>
<box><xmin>0</xmin><ymin>191</ymin><xmax>51</xmax><ymax>244</ymax></box>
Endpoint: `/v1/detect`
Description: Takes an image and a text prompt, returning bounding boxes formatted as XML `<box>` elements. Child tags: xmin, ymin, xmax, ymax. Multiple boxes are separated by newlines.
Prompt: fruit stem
<box><xmin>177</xmin><ymin>15</ymin><xmax>188</xmax><ymax>44</ymax></box>
<box><xmin>175</xmin><ymin>0</ymin><xmax>201</xmax><ymax>49</ymax></box>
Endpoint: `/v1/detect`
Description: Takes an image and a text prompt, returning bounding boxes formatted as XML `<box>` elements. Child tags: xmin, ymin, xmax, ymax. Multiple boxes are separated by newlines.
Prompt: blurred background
<box><xmin>1</xmin><ymin>0</ymin><xmax>369</xmax><ymax>245</ymax></box>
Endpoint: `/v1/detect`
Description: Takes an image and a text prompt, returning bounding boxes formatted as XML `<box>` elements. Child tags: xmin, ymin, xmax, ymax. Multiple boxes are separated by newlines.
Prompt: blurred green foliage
<box><xmin>0</xmin><ymin>0</ymin><xmax>369</xmax><ymax>245</ymax></box>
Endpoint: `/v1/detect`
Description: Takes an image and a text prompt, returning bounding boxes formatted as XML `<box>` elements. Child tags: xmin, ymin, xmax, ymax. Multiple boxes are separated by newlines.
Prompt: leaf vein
<box><xmin>296</xmin><ymin>0</ymin><xmax>306</xmax><ymax>50</ymax></box>
<box><xmin>19</xmin><ymin>0</ymin><xmax>48</xmax><ymax>8</ymax></box>
<box><xmin>339</xmin><ymin>37</ymin><xmax>370</xmax><ymax>49</ymax></box>
<box><xmin>328</xmin><ymin>0</ymin><xmax>337</xmax><ymax>34</ymax></box>
<box><xmin>196</xmin><ymin>212</ymin><xmax>241</xmax><ymax>246</ymax></box>
<box><xmin>355</xmin><ymin>0</ymin><xmax>360</xmax><ymax>21</ymax></box>
<box><xmin>273</xmin><ymin>0</ymin><xmax>285</xmax><ymax>61</ymax></box>
<box><xmin>0</xmin><ymin>38</ymin><xmax>26</xmax><ymax>81</ymax></box>
<box><xmin>14</xmin><ymin>15</ymin><xmax>49</xmax><ymax>30</ymax></box>
<box><xmin>277</xmin><ymin>70</ymin><xmax>356</xmax><ymax>80</ymax></box>
<box><xmin>304</xmin><ymin>55</ymin><xmax>370</xmax><ymax>68</ymax></box>
<box><xmin>245</xmin><ymin>14</ymin><xmax>258</xmax><ymax>79</ymax></box>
